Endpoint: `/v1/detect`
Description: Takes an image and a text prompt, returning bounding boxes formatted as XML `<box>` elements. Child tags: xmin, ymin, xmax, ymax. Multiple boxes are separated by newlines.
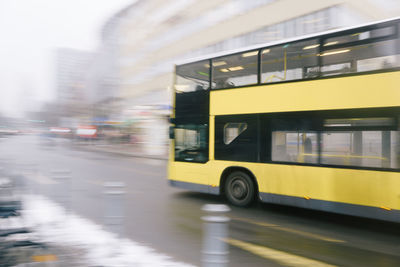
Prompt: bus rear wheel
<box><xmin>225</xmin><ymin>171</ymin><xmax>255</xmax><ymax>207</ymax></box>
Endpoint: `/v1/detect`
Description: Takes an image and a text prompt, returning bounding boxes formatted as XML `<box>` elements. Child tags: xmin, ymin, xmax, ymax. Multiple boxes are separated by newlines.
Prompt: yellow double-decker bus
<box><xmin>168</xmin><ymin>17</ymin><xmax>400</xmax><ymax>222</ymax></box>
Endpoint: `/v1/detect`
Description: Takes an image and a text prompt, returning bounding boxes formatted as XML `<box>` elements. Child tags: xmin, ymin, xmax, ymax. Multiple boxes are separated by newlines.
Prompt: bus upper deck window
<box><xmin>261</xmin><ymin>39</ymin><xmax>319</xmax><ymax>83</ymax></box>
<box><xmin>176</xmin><ymin>60</ymin><xmax>210</xmax><ymax>93</ymax></box>
<box><xmin>212</xmin><ymin>51</ymin><xmax>258</xmax><ymax>89</ymax></box>
<box><xmin>321</xmin><ymin>25</ymin><xmax>399</xmax><ymax>75</ymax></box>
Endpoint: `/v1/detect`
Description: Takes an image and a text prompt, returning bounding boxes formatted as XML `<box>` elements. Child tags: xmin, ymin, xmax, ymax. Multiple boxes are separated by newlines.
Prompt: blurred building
<box><xmin>84</xmin><ymin>8</ymin><xmax>131</xmax><ymax>123</ymax></box>
<box><xmin>55</xmin><ymin>48</ymin><xmax>96</xmax><ymax>122</ymax></box>
<box><xmin>101</xmin><ymin>0</ymin><xmax>400</xmax><ymax>155</ymax></box>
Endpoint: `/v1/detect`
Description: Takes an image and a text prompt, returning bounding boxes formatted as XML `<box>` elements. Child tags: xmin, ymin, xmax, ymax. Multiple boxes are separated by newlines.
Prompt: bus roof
<box><xmin>175</xmin><ymin>16</ymin><xmax>400</xmax><ymax>66</ymax></box>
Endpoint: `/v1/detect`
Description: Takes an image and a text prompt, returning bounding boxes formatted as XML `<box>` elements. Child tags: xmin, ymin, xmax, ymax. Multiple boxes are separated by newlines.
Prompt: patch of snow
<box><xmin>20</xmin><ymin>195</ymin><xmax>195</xmax><ymax>267</ymax></box>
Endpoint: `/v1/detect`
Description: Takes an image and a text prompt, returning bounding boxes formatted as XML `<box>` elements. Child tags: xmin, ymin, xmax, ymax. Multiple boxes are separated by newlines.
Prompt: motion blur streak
<box><xmin>23</xmin><ymin>195</ymin><xmax>194</xmax><ymax>267</ymax></box>
<box><xmin>226</xmin><ymin>238</ymin><xmax>338</xmax><ymax>267</ymax></box>
<box><xmin>232</xmin><ymin>217</ymin><xmax>346</xmax><ymax>243</ymax></box>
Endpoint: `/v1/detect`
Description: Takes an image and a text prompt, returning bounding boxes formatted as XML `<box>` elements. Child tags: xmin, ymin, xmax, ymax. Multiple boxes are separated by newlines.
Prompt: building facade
<box><xmin>55</xmin><ymin>48</ymin><xmax>96</xmax><ymax>121</ymax></box>
<box><xmin>104</xmin><ymin>0</ymin><xmax>400</xmax><ymax>155</ymax></box>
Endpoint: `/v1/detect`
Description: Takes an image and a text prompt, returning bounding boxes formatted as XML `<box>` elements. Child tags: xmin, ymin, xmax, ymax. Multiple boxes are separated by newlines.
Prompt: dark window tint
<box><xmin>212</xmin><ymin>50</ymin><xmax>258</xmax><ymax>89</ymax></box>
<box><xmin>324</xmin><ymin>117</ymin><xmax>395</xmax><ymax>128</ymax></box>
<box><xmin>176</xmin><ymin>60</ymin><xmax>210</xmax><ymax>93</ymax></box>
<box><xmin>215</xmin><ymin>116</ymin><xmax>258</xmax><ymax>162</ymax></box>
<box><xmin>174</xmin><ymin>90</ymin><xmax>209</xmax><ymax>121</ymax></box>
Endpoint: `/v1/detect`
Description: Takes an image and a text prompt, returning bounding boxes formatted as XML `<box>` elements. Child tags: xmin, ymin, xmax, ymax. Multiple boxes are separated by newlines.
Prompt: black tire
<box><xmin>225</xmin><ymin>171</ymin><xmax>255</xmax><ymax>207</ymax></box>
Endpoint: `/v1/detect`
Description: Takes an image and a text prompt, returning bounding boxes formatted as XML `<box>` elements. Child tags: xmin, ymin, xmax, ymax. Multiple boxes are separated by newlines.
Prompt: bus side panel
<box><xmin>210</xmin><ymin>72</ymin><xmax>400</xmax><ymax>116</ymax></box>
<box><xmin>168</xmin><ymin>161</ymin><xmax>209</xmax><ymax>185</ymax></box>
<box><xmin>169</xmin><ymin>161</ymin><xmax>221</xmax><ymax>194</ymax></box>
<box><xmin>170</xmin><ymin>158</ymin><xmax>400</xmax><ymax>210</ymax></box>
<box><xmin>260</xmin><ymin>164</ymin><xmax>400</xmax><ymax>210</ymax></box>
<box><xmin>169</xmin><ymin>159</ymin><xmax>400</xmax><ymax>221</ymax></box>
<box><xmin>206</xmin><ymin>160</ymin><xmax>400</xmax><ymax>211</ymax></box>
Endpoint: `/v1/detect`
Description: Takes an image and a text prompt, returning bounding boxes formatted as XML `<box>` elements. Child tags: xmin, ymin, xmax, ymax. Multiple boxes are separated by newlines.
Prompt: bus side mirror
<box><xmin>169</xmin><ymin>126</ymin><xmax>175</xmax><ymax>139</ymax></box>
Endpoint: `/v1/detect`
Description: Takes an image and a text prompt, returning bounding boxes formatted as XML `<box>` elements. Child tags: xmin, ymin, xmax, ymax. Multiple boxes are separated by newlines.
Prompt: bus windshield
<box><xmin>174</xmin><ymin>124</ymin><xmax>208</xmax><ymax>162</ymax></box>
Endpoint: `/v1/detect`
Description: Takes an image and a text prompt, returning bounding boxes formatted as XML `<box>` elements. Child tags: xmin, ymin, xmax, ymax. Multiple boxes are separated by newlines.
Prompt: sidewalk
<box><xmin>77</xmin><ymin>142</ymin><xmax>168</xmax><ymax>160</ymax></box>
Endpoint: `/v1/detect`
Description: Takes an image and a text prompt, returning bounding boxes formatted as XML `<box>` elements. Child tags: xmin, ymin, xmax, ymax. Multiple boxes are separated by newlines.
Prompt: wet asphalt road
<box><xmin>1</xmin><ymin>134</ymin><xmax>400</xmax><ymax>267</ymax></box>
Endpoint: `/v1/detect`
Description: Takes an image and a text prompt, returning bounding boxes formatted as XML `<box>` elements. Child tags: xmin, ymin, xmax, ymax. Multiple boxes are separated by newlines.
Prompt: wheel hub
<box><xmin>231</xmin><ymin>179</ymin><xmax>248</xmax><ymax>200</ymax></box>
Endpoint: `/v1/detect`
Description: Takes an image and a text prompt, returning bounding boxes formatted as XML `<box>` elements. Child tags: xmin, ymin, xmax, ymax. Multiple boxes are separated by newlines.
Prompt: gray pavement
<box><xmin>76</xmin><ymin>141</ymin><xmax>168</xmax><ymax>160</ymax></box>
<box><xmin>1</xmin><ymin>134</ymin><xmax>400</xmax><ymax>267</ymax></box>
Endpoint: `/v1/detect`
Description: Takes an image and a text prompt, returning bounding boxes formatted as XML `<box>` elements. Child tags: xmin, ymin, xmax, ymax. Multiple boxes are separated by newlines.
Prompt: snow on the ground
<box><xmin>20</xmin><ymin>195</ymin><xmax>195</xmax><ymax>267</ymax></box>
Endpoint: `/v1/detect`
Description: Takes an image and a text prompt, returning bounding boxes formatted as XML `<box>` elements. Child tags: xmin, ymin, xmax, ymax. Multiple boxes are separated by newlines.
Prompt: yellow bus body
<box><xmin>169</xmin><ymin>160</ymin><xmax>400</xmax><ymax>210</ymax></box>
<box><xmin>169</xmin><ymin>71</ymin><xmax>400</xmax><ymax>219</ymax></box>
<box><xmin>210</xmin><ymin>71</ymin><xmax>400</xmax><ymax>115</ymax></box>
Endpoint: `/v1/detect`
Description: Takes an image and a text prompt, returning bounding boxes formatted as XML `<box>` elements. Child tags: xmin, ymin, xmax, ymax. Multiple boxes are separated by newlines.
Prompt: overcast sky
<box><xmin>0</xmin><ymin>0</ymin><xmax>135</xmax><ymax>117</ymax></box>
